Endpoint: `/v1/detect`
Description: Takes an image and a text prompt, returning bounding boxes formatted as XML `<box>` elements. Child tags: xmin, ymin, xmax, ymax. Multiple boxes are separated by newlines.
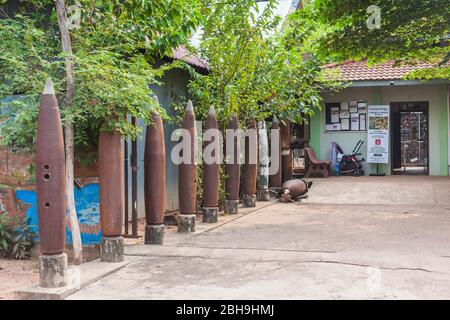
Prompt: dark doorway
<box><xmin>391</xmin><ymin>102</ymin><xmax>429</xmax><ymax>175</ymax></box>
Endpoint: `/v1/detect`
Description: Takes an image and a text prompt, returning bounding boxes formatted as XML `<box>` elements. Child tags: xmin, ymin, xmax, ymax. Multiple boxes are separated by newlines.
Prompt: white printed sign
<box><xmin>367</xmin><ymin>105</ymin><xmax>390</xmax><ymax>164</ymax></box>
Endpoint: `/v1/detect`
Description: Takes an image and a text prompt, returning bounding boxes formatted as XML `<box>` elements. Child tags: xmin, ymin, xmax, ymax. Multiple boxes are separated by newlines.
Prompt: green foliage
<box><xmin>300</xmin><ymin>0</ymin><xmax>449</xmax><ymax>78</ymax></box>
<box><xmin>0</xmin><ymin>212</ymin><xmax>36</xmax><ymax>260</ymax></box>
<box><xmin>0</xmin><ymin>1</ymin><xmax>202</xmax><ymax>161</ymax></box>
<box><xmin>187</xmin><ymin>0</ymin><xmax>344</xmax><ymax>126</ymax></box>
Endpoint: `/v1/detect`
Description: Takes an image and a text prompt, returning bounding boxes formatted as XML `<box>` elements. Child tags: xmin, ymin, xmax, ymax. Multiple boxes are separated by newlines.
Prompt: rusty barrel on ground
<box><xmin>178</xmin><ymin>100</ymin><xmax>197</xmax><ymax>232</ymax></box>
<box><xmin>243</xmin><ymin>119</ymin><xmax>257</xmax><ymax>207</ymax></box>
<box><xmin>144</xmin><ymin>106</ymin><xmax>166</xmax><ymax>243</ymax></box>
<box><xmin>225</xmin><ymin>114</ymin><xmax>240</xmax><ymax>214</ymax></box>
<box><xmin>269</xmin><ymin>115</ymin><xmax>282</xmax><ymax>189</ymax></box>
<box><xmin>99</xmin><ymin>130</ymin><xmax>125</xmax><ymax>262</ymax></box>
<box><xmin>202</xmin><ymin>106</ymin><xmax>220</xmax><ymax>223</ymax></box>
<box><xmin>36</xmin><ymin>78</ymin><xmax>66</xmax><ymax>256</ymax></box>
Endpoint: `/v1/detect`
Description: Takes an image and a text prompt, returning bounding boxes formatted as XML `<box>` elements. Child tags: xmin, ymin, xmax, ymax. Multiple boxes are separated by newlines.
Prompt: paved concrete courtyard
<box><xmin>68</xmin><ymin>176</ymin><xmax>450</xmax><ymax>299</ymax></box>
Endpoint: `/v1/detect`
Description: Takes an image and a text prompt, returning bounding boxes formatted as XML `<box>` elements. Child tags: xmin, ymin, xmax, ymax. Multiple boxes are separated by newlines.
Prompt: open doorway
<box><xmin>391</xmin><ymin>102</ymin><xmax>429</xmax><ymax>175</ymax></box>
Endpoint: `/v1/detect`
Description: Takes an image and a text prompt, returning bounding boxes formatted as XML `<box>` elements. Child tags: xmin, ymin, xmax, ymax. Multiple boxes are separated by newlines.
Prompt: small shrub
<box><xmin>0</xmin><ymin>212</ymin><xmax>36</xmax><ymax>260</ymax></box>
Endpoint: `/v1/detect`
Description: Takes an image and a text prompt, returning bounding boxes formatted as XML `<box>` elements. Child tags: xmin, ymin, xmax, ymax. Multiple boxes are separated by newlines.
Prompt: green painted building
<box><xmin>310</xmin><ymin>60</ymin><xmax>450</xmax><ymax>176</ymax></box>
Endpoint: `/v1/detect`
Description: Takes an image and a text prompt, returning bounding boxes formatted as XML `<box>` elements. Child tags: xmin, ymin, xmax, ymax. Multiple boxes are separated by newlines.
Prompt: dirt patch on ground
<box><xmin>0</xmin><ymin>258</ymin><xmax>39</xmax><ymax>300</ymax></box>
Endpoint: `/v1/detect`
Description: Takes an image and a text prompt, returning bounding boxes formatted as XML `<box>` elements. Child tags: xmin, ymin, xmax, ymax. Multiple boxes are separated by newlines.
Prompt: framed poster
<box><xmin>351</xmin><ymin>113</ymin><xmax>359</xmax><ymax>131</ymax></box>
<box><xmin>341</xmin><ymin>118</ymin><xmax>350</xmax><ymax>130</ymax></box>
<box><xmin>331</xmin><ymin>107</ymin><xmax>340</xmax><ymax>123</ymax></box>
<box><xmin>359</xmin><ymin>114</ymin><xmax>366</xmax><ymax>131</ymax></box>
<box><xmin>349</xmin><ymin>101</ymin><xmax>358</xmax><ymax>113</ymax></box>
<box><xmin>367</xmin><ymin>105</ymin><xmax>390</xmax><ymax>164</ymax></box>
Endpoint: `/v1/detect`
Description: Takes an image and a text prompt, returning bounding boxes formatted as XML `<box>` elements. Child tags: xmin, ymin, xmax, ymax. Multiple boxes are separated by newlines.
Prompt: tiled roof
<box><xmin>323</xmin><ymin>59</ymin><xmax>443</xmax><ymax>81</ymax></box>
<box><xmin>170</xmin><ymin>46</ymin><xmax>209</xmax><ymax>72</ymax></box>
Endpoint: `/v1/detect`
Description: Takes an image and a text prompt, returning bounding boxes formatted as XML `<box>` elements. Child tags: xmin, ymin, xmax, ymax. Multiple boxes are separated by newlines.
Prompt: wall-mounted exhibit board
<box><xmin>325</xmin><ymin>101</ymin><xmax>367</xmax><ymax>132</ymax></box>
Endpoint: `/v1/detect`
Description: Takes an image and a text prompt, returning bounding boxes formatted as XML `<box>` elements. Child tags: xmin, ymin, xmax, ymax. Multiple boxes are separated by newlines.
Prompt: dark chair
<box><xmin>304</xmin><ymin>147</ymin><xmax>330</xmax><ymax>178</ymax></box>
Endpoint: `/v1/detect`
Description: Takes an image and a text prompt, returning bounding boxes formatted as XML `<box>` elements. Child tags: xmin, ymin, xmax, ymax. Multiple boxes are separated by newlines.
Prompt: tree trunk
<box><xmin>54</xmin><ymin>0</ymin><xmax>83</xmax><ymax>265</ymax></box>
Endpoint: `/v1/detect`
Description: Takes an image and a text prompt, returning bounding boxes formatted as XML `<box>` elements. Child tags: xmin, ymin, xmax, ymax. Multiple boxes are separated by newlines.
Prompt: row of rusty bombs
<box><xmin>177</xmin><ymin>102</ymin><xmax>283</xmax><ymax>232</ymax></box>
<box><xmin>34</xmin><ymin>78</ymin><xmax>284</xmax><ymax>287</ymax></box>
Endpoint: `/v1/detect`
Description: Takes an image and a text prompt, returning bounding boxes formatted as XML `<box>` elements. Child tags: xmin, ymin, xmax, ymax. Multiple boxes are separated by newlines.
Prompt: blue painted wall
<box><xmin>15</xmin><ymin>183</ymin><xmax>102</xmax><ymax>245</ymax></box>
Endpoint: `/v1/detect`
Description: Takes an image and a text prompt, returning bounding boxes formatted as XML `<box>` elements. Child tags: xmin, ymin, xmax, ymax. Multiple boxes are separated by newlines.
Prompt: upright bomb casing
<box><xmin>203</xmin><ymin>107</ymin><xmax>220</xmax><ymax>207</ymax></box>
<box><xmin>144</xmin><ymin>110</ymin><xmax>166</xmax><ymax>243</ymax></box>
<box><xmin>99</xmin><ymin>131</ymin><xmax>124</xmax><ymax>237</ymax></box>
<box><xmin>257</xmin><ymin>121</ymin><xmax>270</xmax><ymax>201</ymax></box>
<box><xmin>269</xmin><ymin>115</ymin><xmax>282</xmax><ymax>189</ymax></box>
<box><xmin>178</xmin><ymin>101</ymin><xmax>197</xmax><ymax>232</ymax></box>
<box><xmin>145</xmin><ymin>112</ymin><xmax>166</xmax><ymax>225</ymax></box>
<box><xmin>202</xmin><ymin>106</ymin><xmax>220</xmax><ymax>223</ymax></box>
<box><xmin>225</xmin><ymin>114</ymin><xmax>240</xmax><ymax>214</ymax></box>
<box><xmin>242</xmin><ymin>120</ymin><xmax>257</xmax><ymax>207</ymax></box>
<box><xmin>36</xmin><ymin>78</ymin><xmax>66</xmax><ymax>256</ymax></box>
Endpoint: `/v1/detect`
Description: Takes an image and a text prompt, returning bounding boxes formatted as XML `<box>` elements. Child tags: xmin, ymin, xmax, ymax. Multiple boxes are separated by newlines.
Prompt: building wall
<box><xmin>125</xmin><ymin>67</ymin><xmax>191</xmax><ymax>218</ymax></box>
<box><xmin>311</xmin><ymin>84</ymin><xmax>449</xmax><ymax>176</ymax></box>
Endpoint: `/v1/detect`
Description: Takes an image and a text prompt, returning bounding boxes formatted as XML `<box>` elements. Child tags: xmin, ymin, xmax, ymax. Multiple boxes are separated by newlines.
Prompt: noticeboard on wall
<box><xmin>325</xmin><ymin>101</ymin><xmax>367</xmax><ymax>132</ymax></box>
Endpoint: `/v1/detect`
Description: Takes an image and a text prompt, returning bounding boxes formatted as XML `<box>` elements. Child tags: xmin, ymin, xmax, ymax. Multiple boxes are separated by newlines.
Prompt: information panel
<box><xmin>367</xmin><ymin>105</ymin><xmax>390</xmax><ymax>164</ymax></box>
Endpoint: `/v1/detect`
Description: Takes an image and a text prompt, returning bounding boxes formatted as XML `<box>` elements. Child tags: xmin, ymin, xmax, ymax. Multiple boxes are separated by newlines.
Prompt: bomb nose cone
<box><xmin>43</xmin><ymin>78</ymin><xmax>55</xmax><ymax>95</ymax></box>
<box><xmin>208</xmin><ymin>105</ymin><xmax>216</xmax><ymax>116</ymax></box>
<box><xmin>186</xmin><ymin>100</ymin><xmax>194</xmax><ymax>113</ymax></box>
<box><xmin>272</xmin><ymin>114</ymin><xmax>278</xmax><ymax>123</ymax></box>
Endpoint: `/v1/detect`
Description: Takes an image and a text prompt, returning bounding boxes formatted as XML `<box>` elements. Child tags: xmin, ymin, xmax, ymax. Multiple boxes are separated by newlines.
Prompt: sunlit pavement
<box><xmin>67</xmin><ymin>176</ymin><xmax>450</xmax><ymax>299</ymax></box>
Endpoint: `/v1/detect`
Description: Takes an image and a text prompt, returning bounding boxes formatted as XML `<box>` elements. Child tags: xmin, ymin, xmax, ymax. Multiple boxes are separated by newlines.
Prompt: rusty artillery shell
<box><xmin>281</xmin><ymin>121</ymin><xmax>292</xmax><ymax>183</ymax></box>
<box><xmin>281</xmin><ymin>179</ymin><xmax>308</xmax><ymax>200</ymax></box>
<box><xmin>243</xmin><ymin>120</ymin><xmax>257</xmax><ymax>196</ymax></box>
<box><xmin>144</xmin><ymin>111</ymin><xmax>166</xmax><ymax>225</ymax></box>
<box><xmin>179</xmin><ymin>100</ymin><xmax>197</xmax><ymax>215</ymax></box>
<box><xmin>99</xmin><ymin>131</ymin><xmax>124</xmax><ymax>237</ymax></box>
<box><xmin>202</xmin><ymin>106</ymin><xmax>220</xmax><ymax>207</ymax></box>
<box><xmin>269</xmin><ymin>115</ymin><xmax>282</xmax><ymax>188</ymax></box>
<box><xmin>225</xmin><ymin>114</ymin><xmax>240</xmax><ymax>201</ymax></box>
<box><xmin>36</xmin><ymin>78</ymin><xmax>66</xmax><ymax>255</ymax></box>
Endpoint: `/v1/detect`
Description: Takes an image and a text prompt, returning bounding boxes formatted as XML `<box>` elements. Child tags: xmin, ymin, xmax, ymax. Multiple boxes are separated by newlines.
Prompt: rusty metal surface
<box><xmin>179</xmin><ymin>101</ymin><xmax>197</xmax><ymax>215</ymax></box>
<box><xmin>225</xmin><ymin>115</ymin><xmax>240</xmax><ymax>201</ymax></box>
<box><xmin>202</xmin><ymin>107</ymin><xmax>220</xmax><ymax>207</ymax></box>
<box><xmin>36</xmin><ymin>79</ymin><xmax>66</xmax><ymax>255</ymax></box>
<box><xmin>243</xmin><ymin>120</ymin><xmax>257</xmax><ymax>196</ymax></box>
<box><xmin>269</xmin><ymin>116</ymin><xmax>282</xmax><ymax>188</ymax></box>
<box><xmin>144</xmin><ymin>113</ymin><xmax>166</xmax><ymax>225</ymax></box>
<box><xmin>99</xmin><ymin>131</ymin><xmax>124</xmax><ymax>237</ymax></box>
<box><xmin>281</xmin><ymin>179</ymin><xmax>307</xmax><ymax>199</ymax></box>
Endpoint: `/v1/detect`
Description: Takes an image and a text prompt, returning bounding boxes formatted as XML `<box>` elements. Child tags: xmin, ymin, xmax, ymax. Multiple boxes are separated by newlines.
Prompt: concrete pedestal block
<box><xmin>225</xmin><ymin>200</ymin><xmax>239</xmax><ymax>215</ymax></box>
<box><xmin>39</xmin><ymin>253</ymin><xmax>68</xmax><ymax>288</ymax></box>
<box><xmin>243</xmin><ymin>194</ymin><xmax>256</xmax><ymax>207</ymax></box>
<box><xmin>177</xmin><ymin>214</ymin><xmax>196</xmax><ymax>233</ymax></box>
<box><xmin>256</xmin><ymin>189</ymin><xmax>270</xmax><ymax>201</ymax></box>
<box><xmin>145</xmin><ymin>224</ymin><xmax>165</xmax><ymax>244</ymax></box>
<box><xmin>202</xmin><ymin>207</ymin><xmax>219</xmax><ymax>223</ymax></box>
<box><xmin>100</xmin><ymin>236</ymin><xmax>124</xmax><ymax>262</ymax></box>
